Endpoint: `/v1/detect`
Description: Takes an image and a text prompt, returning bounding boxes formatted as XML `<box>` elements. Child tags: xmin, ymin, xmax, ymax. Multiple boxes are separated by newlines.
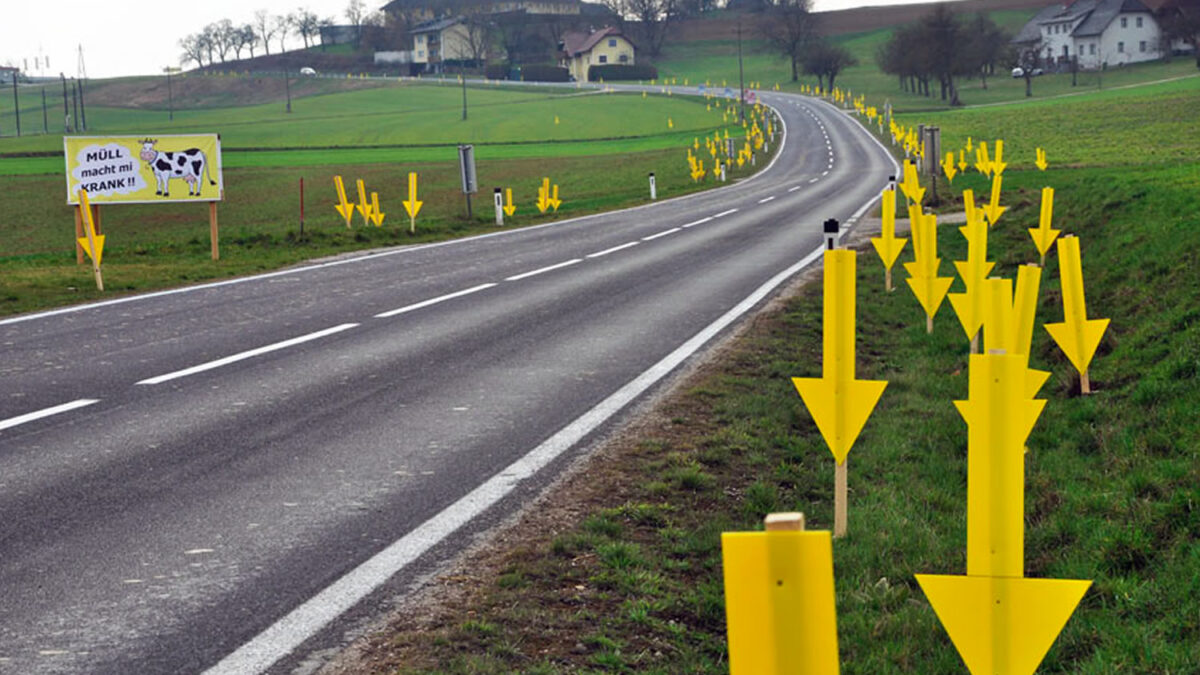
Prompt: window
<box><xmin>598</xmin><ymin>54</ymin><xmax>607</xmax><ymax>63</ymax></box>
<box><xmin>619</xmin><ymin>54</ymin><xmax>628</xmax><ymax>63</ymax></box>
<box><xmin>418</xmin><ymin>50</ymin><xmax>425</xmax><ymax>58</ymax></box>
<box><xmin>1120</xmin><ymin>17</ymin><xmax>1127</xmax><ymax>28</ymax></box>
<box><xmin>1118</xmin><ymin>41</ymin><xmax>1125</xmax><ymax>52</ymax></box>
<box><xmin>608</xmin><ymin>38</ymin><xmax>617</xmax><ymax>47</ymax></box>
<box><xmin>1090</xmin><ymin>43</ymin><xmax>1096</xmax><ymax>55</ymax></box>
<box><xmin>1140</xmin><ymin>40</ymin><xmax>1147</xmax><ymax>52</ymax></box>
<box><xmin>1136</xmin><ymin>17</ymin><xmax>1143</xmax><ymax>28</ymax></box>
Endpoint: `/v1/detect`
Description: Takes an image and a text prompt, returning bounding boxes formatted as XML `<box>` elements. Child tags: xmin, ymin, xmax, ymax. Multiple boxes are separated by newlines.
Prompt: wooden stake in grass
<box><xmin>834</xmin><ymin>460</ymin><xmax>847</xmax><ymax>538</ymax></box>
<box><xmin>76</xmin><ymin>189</ymin><xmax>105</xmax><ymax>291</ymax></box>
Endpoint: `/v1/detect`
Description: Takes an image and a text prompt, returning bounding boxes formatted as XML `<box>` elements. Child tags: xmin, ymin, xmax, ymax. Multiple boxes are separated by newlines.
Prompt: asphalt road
<box><xmin>0</xmin><ymin>90</ymin><xmax>897</xmax><ymax>674</ymax></box>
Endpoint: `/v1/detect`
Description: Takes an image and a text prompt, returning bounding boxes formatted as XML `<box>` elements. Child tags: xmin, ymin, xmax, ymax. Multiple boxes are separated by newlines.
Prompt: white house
<box><xmin>1013</xmin><ymin>0</ymin><xmax>1163</xmax><ymax>69</ymax></box>
<box><xmin>558</xmin><ymin>27</ymin><xmax>635</xmax><ymax>82</ymax></box>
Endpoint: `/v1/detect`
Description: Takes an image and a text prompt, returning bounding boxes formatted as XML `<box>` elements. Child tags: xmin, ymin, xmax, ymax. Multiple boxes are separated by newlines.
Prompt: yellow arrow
<box><xmin>941</xmin><ymin>151</ymin><xmax>957</xmax><ymax>183</ymax></box>
<box><xmin>503</xmin><ymin>188</ymin><xmax>516</xmax><ymax>217</ymax></box>
<box><xmin>1028</xmin><ymin>187</ymin><xmax>1060</xmax><ymax>264</ymax></box>
<box><xmin>958</xmin><ymin>149</ymin><xmax>967</xmax><ymax>173</ymax></box>
<box><xmin>722</xmin><ymin>517</ymin><xmax>839</xmax><ymax>675</ymax></box>
<box><xmin>904</xmin><ymin>209</ymin><xmax>954</xmax><ymax>331</ymax></box>
<box><xmin>536</xmin><ymin>177</ymin><xmax>550</xmax><ymax>213</ymax></box>
<box><xmin>402</xmin><ymin>172</ymin><xmax>421</xmax><ymax>233</ymax></box>
<box><xmin>691</xmin><ymin>159</ymin><xmax>706</xmax><ymax>182</ymax></box>
<box><xmin>870</xmin><ymin>187</ymin><xmax>908</xmax><ymax>291</ymax></box>
<box><xmin>918</xmin><ymin>352</ymin><xmax>1089</xmax><ymax>675</ymax></box>
<box><xmin>792</xmin><ymin>249</ymin><xmax>888</xmax><ymax>467</ymax></box>
<box><xmin>370</xmin><ymin>192</ymin><xmax>385</xmax><ymax>227</ymax></box>
<box><xmin>668</xmin><ymin>117</ymin><xmax>674</xmax><ymax>129</ymax></box>
<box><xmin>991</xmin><ymin>139</ymin><xmax>1007</xmax><ymax>176</ymax></box>
<box><xmin>1044</xmin><ymin>235</ymin><xmax>1110</xmax><ymax>388</ymax></box>
<box><xmin>76</xmin><ymin>189</ymin><xmax>106</xmax><ymax>291</ymax></box>
<box><xmin>982</xmin><ymin>173</ymin><xmax>1006</xmax><ymax>226</ymax></box>
<box><xmin>333</xmin><ymin>175</ymin><xmax>354</xmax><ymax>227</ymax></box>
<box><xmin>965</xmin><ymin>136</ymin><xmax>973</xmax><ymax>152</ymax></box>
<box><xmin>550</xmin><ymin>184</ymin><xmax>561</xmax><ymax>211</ymax></box>
<box><xmin>948</xmin><ymin>195</ymin><xmax>996</xmax><ymax>343</ymax></box>
<box><xmin>1035</xmin><ymin>147</ymin><xmax>1048</xmax><ymax>171</ymax></box>
<box><xmin>975</xmin><ymin>141</ymin><xmax>991</xmax><ymax>177</ymax></box>
<box><xmin>354</xmin><ymin>178</ymin><xmax>373</xmax><ymax>226</ymax></box>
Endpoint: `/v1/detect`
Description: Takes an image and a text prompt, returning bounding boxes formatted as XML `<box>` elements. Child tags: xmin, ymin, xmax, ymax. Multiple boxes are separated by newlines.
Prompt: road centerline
<box><xmin>585</xmin><ymin>242</ymin><xmax>639</xmax><ymax>258</ymax></box>
<box><xmin>713</xmin><ymin>208</ymin><xmax>739</xmax><ymax>218</ymax></box>
<box><xmin>375</xmin><ymin>284</ymin><xmax>498</xmax><ymax>319</ymax></box>
<box><xmin>642</xmin><ymin>228</ymin><xmax>681</xmax><ymax>241</ymax></box>
<box><xmin>0</xmin><ymin>399</ymin><xmax>101</xmax><ymax>433</ymax></box>
<box><xmin>504</xmin><ymin>258</ymin><xmax>583</xmax><ymax>282</ymax></box>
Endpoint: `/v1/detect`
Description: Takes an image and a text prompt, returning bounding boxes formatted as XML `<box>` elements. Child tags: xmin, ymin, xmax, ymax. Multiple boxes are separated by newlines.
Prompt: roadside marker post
<box><xmin>648</xmin><ymin>172</ymin><xmax>657</xmax><ymax>201</ymax></box>
<box><xmin>1044</xmin><ymin>236</ymin><xmax>1109</xmax><ymax>394</ymax></box>
<box><xmin>493</xmin><ymin>187</ymin><xmax>504</xmax><ymax>226</ymax></box>
<box><xmin>722</xmin><ymin>512</ymin><xmax>839</xmax><ymax>675</ymax></box>
<box><xmin>792</xmin><ymin>241</ymin><xmax>887</xmax><ymax>538</ymax></box>
<box><xmin>299</xmin><ymin>177</ymin><xmax>305</xmax><ymax>236</ymax></box>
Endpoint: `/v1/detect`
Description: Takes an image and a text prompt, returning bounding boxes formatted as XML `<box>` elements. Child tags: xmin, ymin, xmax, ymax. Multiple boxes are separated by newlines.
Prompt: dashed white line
<box><xmin>136</xmin><ymin>324</ymin><xmax>360</xmax><ymax>385</ymax></box>
<box><xmin>586</xmin><ymin>241</ymin><xmax>639</xmax><ymax>258</ymax></box>
<box><xmin>504</xmin><ymin>258</ymin><xmax>582</xmax><ymax>282</ymax></box>
<box><xmin>375</xmin><ymin>283</ymin><xmax>497</xmax><ymax>318</ymax></box>
<box><xmin>822</xmin><ymin>170</ymin><xmax>830</xmax><ymax>176</ymax></box>
<box><xmin>0</xmin><ymin>399</ymin><xmax>100</xmax><ymax>433</ymax></box>
<box><xmin>788</xmin><ymin>186</ymin><xmax>801</xmax><ymax>192</ymax></box>
<box><xmin>642</xmin><ymin>228</ymin><xmax>681</xmax><ymax>241</ymax></box>
<box><xmin>757</xmin><ymin>196</ymin><xmax>776</xmax><ymax>204</ymax></box>
<box><xmin>713</xmin><ymin>208</ymin><xmax>739</xmax><ymax>218</ymax></box>
<box><xmin>809</xmin><ymin>178</ymin><xmax>820</xmax><ymax>184</ymax></box>
<box><xmin>681</xmin><ymin>216</ymin><xmax>713</xmax><ymax>228</ymax></box>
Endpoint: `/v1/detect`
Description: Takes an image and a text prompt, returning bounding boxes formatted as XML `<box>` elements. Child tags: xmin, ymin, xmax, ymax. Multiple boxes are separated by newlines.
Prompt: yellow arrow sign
<box><xmin>691</xmin><ymin>159</ymin><xmax>706</xmax><ymax>182</ymax></box>
<box><xmin>958</xmin><ymin>149</ymin><xmax>967</xmax><ymax>173</ymax></box>
<box><xmin>1044</xmin><ymin>236</ymin><xmax>1110</xmax><ymax>389</ymax></box>
<box><xmin>948</xmin><ymin>195</ymin><xmax>996</xmax><ymax>343</ymax></box>
<box><xmin>77</xmin><ymin>189</ymin><xmax>106</xmax><ymax>291</ymax></box>
<box><xmin>1035</xmin><ymin>147</ymin><xmax>1048</xmax><ymax>171</ymax></box>
<box><xmin>354</xmin><ymin>178</ymin><xmax>373</xmax><ymax>226</ymax></box>
<box><xmin>370</xmin><ymin>192</ymin><xmax>385</xmax><ymax>227</ymax></box>
<box><xmin>941</xmin><ymin>151</ymin><xmax>957</xmax><ymax>183</ymax></box>
<box><xmin>536</xmin><ymin>177</ymin><xmax>550</xmax><ymax>214</ymax></box>
<box><xmin>975</xmin><ymin>141</ymin><xmax>992</xmax><ymax>177</ymax></box>
<box><xmin>917</xmin><ymin>352</ymin><xmax>1089</xmax><ymax>675</ymax></box>
<box><xmin>1028</xmin><ymin>187</ymin><xmax>1060</xmax><ymax>263</ymax></box>
<box><xmin>402</xmin><ymin>172</ymin><xmax>421</xmax><ymax>233</ymax></box>
<box><xmin>549</xmin><ymin>184</ymin><xmax>561</xmax><ymax>212</ymax></box>
<box><xmin>900</xmin><ymin>160</ymin><xmax>924</xmax><ymax>205</ymax></box>
<box><xmin>503</xmin><ymin>188</ymin><xmax>516</xmax><ymax>217</ymax></box>
<box><xmin>333</xmin><ymin>175</ymin><xmax>354</xmax><ymax>228</ymax></box>
<box><xmin>904</xmin><ymin>209</ymin><xmax>954</xmax><ymax>331</ymax></box>
<box><xmin>722</xmin><ymin>518</ymin><xmax>838</xmax><ymax>675</ymax></box>
<box><xmin>991</xmin><ymin>139</ymin><xmax>1007</xmax><ymax>176</ymax></box>
<box><xmin>870</xmin><ymin>187</ymin><xmax>908</xmax><ymax>291</ymax></box>
<box><xmin>792</xmin><ymin>250</ymin><xmax>888</xmax><ymax>467</ymax></box>
<box><xmin>982</xmin><ymin>173</ymin><xmax>1006</xmax><ymax>226</ymax></box>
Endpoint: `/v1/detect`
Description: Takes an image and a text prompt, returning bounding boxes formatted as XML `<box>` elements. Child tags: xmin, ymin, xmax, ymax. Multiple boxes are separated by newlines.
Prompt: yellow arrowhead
<box><xmin>503</xmin><ymin>188</ymin><xmax>516</xmax><ymax>216</ymax></box>
<box><xmin>916</xmin><ymin>575</ymin><xmax>1090</xmax><ymax>675</ymax></box>
<box><xmin>370</xmin><ymin>192</ymin><xmax>385</xmax><ymax>227</ymax></box>
<box><xmin>402</xmin><ymin>172</ymin><xmax>422</xmax><ymax>220</ymax></box>
<box><xmin>1045</xmin><ymin>236</ymin><xmax>1109</xmax><ymax>374</ymax></box>
<box><xmin>1035</xmin><ymin>147</ymin><xmax>1048</xmax><ymax>171</ymax></box>
<box><xmin>905</xmin><ymin>274</ymin><xmax>954</xmax><ymax>320</ymax></box>
<box><xmin>722</xmin><ymin>530</ymin><xmax>839</xmax><ymax>675</ymax></box>
<box><xmin>1028</xmin><ymin>187</ymin><xmax>1060</xmax><ymax>257</ymax></box>
<box><xmin>870</xmin><ymin>188</ymin><xmax>908</xmax><ymax>270</ymax></box>
<box><xmin>77</xmin><ymin>234</ymin><xmax>105</xmax><ymax>266</ymax></box>
<box><xmin>942</xmin><ymin>153</ymin><xmax>957</xmax><ymax>182</ymax></box>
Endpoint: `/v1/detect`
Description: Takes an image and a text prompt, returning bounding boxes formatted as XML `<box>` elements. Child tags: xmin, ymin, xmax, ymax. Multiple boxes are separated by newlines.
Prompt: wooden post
<box><xmin>764</xmin><ymin>512</ymin><xmax>805</xmax><ymax>532</ymax></box>
<box><xmin>834</xmin><ymin>459</ymin><xmax>847</xmax><ymax>538</ymax></box>
<box><xmin>79</xmin><ymin>197</ymin><xmax>104</xmax><ymax>292</ymax></box>
<box><xmin>885</xmin><ymin>267</ymin><xmax>892</xmax><ymax>292</ymax></box>
<box><xmin>209</xmin><ymin>200</ymin><xmax>220</xmax><ymax>261</ymax></box>
<box><xmin>74</xmin><ymin>205</ymin><xmax>85</xmax><ymax>264</ymax></box>
<box><xmin>970</xmin><ymin>331</ymin><xmax>980</xmax><ymax>354</ymax></box>
<box><xmin>926</xmin><ymin>315</ymin><xmax>934</xmax><ymax>334</ymax></box>
<box><xmin>92</xmin><ymin>203</ymin><xmax>102</xmax><ymax>237</ymax></box>
<box><xmin>1080</xmin><ymin>370</ymin><xmax>1092</xmax><ymax>395</ymax></box>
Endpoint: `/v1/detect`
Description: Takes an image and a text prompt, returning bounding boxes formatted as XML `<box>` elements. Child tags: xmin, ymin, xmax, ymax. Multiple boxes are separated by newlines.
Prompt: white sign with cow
<box><xmin>64</xmin><ymin>134</ymin><xmax>223</xmax><ymax>205</ymax></box>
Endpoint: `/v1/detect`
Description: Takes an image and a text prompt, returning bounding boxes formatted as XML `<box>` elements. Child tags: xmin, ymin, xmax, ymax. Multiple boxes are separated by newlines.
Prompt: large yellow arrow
<box><xmin>536</xmin><ymin>178</ymin><xmax>550</xmax><ymax>213</ymax></box>
<box><xmin>370</xmin><ymin>192</ymin><xmax>385</xmax><ymax>227</ymax></box>
<box><xmin>904</xmin><ymin>209</ymin><xmax>954</xmax><ymax>331</ymax></box>
<box><xmin>870</xmin><ymin>187</ymin><xmax>908</xmax><ymax>291</ymax></box>
<box><xmin>991</xmin><ymin>139</ymin><xmax>1006</xmax><ymax>176</ymax></box>
<box><xmin>1028</xmin><ymin>187</ymin><xmax>1060</xmax><ymax>264</ymax></box>
<box><xmin>941</xmin><ymin>151</ymin><xmax>958</xmax><ymax>183</ymax></box>
<box><xmin>918</xmin><ymin>353</ymin><xmax>1089</xmax><ymax>675</ymax></box>
<box><xmin>1044</xmin><ymin>236</ymin><xmax>1110</xmax><ymax>390</ymax></box>
<box><xmin>900</xmin><ymin>159</ymin><xmax>924</xmax><ymax>205</ymax></box>
<box><xmin>948</xmin><ymin>195</ymin><xmax>996</xmax><ymax>343</ymax></box>
<box><xmin>722</xmin><ymin>516</ymin><xmax>838</xmax><ymax>675</ymax></box>
<box><xmin>503</xmin><ymin>188</ymin><xmax>516</xmax><ymax>217</ymax></box>
<box><xmin>691</xmin><ymin>159</ymin><xmax>706</xmax><ymax>182</ymax></box>
<box><xmin>354</xmin><ymin>178</ymin><xmax>373</xmax><ymax>226</ymax></box>
<box><xmin>76</xmin><ymin>189</ymin><xmax>106</xmax><ymax>291</ymax></box>
<box><xmin>402</xmin><ymin>172</ymin><xmax>421</xmax><ymax>233</ymax></box>
<box><xmin>982</xmin><ymin>173</ymin><xmax>1006</xmax><ymax>226</ymax></box>
<box><xmin>549</xmin><ymin>184</ymin><xmax>561</xmax><ymax>212</ymax></box>
<box><xmin>792</xmin><ymin>249</ymin><xmax>888</xmax><ymax>467</ymax></box>
<box><xmin>333</xmin><ymin>175</ymin><xmax>354</xmax><ymax>228</ymax></box>
<box><xmin>975</xmin><ymin>141</ymin><xmax>992</xmax><ymax>177</ymax></box>
<box><xmin>1035</xmin><ymin>147</ymin><xmax>1048</xmax><ymax>171</ymax></box>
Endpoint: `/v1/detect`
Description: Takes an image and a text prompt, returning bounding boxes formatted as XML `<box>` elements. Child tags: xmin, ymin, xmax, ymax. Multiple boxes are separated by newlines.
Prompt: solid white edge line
<box><xmin>0</xmin><ymin>399</ymin><xmax>100</xmax><ymax>432</ymax></box>
<box><xmin>757</xmin><ymin>196</ymin><xmax>776</xmax><ymax>204</ymax></box>
<box><xmin>136</xmin><ymin>324</ymin><xmax>360</xmax><ymax>386</ymax></box>
<box><xmin>713</xmin><ymin>208</ymin><xmax>739</xmax><ymax>218</ymax></box>
<box><xmin>504</xmin><ymin>258</ymin><xmax>582</xmax><ymax>282</ymax></box>
<box><xmin>200</xmin><ymin>233</ymin><xmax>834</xmax><ymax>675</ymax></box>
<box><xmin>680</xmin><ymin>216</ymin><xmax>712</xmax><ymax>229</ymax></box>
<box><xmin>585</xmin><ymin>241</ymin><xmax>639</xmax><ymax>258</ymax></box>
<box><xmin>374</xmin><ymin>284</ymin><xmax>497</xmax><ymax>319</ymax></box>
<box><xmin>641</xmin><ymin>228</ymin><xmax>681</xmax><ymax>241</ymax></box>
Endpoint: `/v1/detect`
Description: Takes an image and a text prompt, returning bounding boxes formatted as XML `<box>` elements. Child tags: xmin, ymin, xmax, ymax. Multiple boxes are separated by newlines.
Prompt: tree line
<box><xmin>757</xmin><ymin>0</ymin><xmax>856</xmax><ymax>91</ymax></box>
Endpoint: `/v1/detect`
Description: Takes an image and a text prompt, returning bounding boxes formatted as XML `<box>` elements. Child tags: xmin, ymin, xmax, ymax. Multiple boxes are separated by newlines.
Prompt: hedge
<box><xmin>587</xmin><ymin>64</ymin><xmax>658</xmax><ymax>81</ymax></box>
<box><xmin>521</xmin><ymin>65</ymin><xmax>570</xmax><ymax>82</ymax></box>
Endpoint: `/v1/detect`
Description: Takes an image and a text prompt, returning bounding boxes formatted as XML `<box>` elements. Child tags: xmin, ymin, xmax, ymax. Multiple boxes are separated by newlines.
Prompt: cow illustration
<box><xmin>138</xmin><ymin>139</ymin><xmax>217</xmax><ymax>197</ymax></box>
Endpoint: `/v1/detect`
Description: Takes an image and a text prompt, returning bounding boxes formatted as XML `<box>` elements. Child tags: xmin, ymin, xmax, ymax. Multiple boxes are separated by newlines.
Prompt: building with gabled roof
<box><xmin>558</xmin><ymin>27</ymin><xmax>635</xmax><ymax>82</ymax></box>
<box><xmin>1014</xmin><ymin>0</ymin><xmax>1163</xmax><ymax>68</ymax></box>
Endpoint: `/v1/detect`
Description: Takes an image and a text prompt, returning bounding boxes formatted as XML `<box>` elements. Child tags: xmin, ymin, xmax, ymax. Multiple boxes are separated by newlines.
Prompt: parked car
<box><xmin>1011</xmin><ymin>67</ymin><xmax>1024</xmax><ymax>78</ymax></box>
<box><xmin>299</xmin><ymin>67</ymin><xmax>317</xmax><ymax>76</ymax></box>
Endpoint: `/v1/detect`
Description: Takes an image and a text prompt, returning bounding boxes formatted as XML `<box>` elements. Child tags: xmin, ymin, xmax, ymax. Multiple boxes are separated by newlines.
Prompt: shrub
<box><xmin>484</xmin><ymin>63</ymin><xmax>510</xmax><ymax>80</ymax></box>
<box><xmin>587</xmin><ymin>64</ymin><xmax>658</xmax><ymax>81</ymax></box>
<box><xmin>520</xmin><ymin>64</ymin><xmax>569</xmax><ymax>82</ymax></box>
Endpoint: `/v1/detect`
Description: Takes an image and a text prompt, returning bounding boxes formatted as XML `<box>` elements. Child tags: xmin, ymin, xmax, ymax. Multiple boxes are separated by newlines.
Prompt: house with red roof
<box><xmin>558</xmin><ymin>27</ymin><xmax>635</xmax><ymax>82</ymax></box>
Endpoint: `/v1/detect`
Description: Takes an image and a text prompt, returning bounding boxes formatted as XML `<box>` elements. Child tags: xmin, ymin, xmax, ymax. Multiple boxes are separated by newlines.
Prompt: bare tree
<box><xmin>295</xmin><ymin>8</ymin><xmax>322</xmax><ymax>49</ymax></box>
<box><xmin>346</xmin><ymin>0</ymin><xmax>367</xmax><ymax>49</ymax></box>
<box><xmin>255</xmin><ymin>10</ymin><xmax>278</xmax><ymax>56</ymax></box>
<box><xmin>760</xmin><ymin>0</ymin><xmax>816</xmax><ymax>82</ymax></box>
<box><xmin>180</xmin><ymin>34</ymin><xmax>206</xmax><ymax>69</ymax></box>
<box><xmin>803</xmin><ymin>38</ymin><xmax>856</xmax><ymax>91</ymax></box>
<box><xmin>603</xmin><ymin>0</ymin><xmax>679</xmax><ymax>57</ymax></box>
<box><xmin>241</xmin><ymin>24</ymin><xmax>259</xmax><ymax>58</ymax></box>
<box><xmin>275</xmin><ymin>14</ymin><xmax>295</xmax><ymax>53</ymax></box>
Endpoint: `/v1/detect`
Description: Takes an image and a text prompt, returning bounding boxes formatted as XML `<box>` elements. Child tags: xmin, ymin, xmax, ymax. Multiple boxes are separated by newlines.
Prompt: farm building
<box><xmin>559</xmin><ymin>27</ymin><xmax>635</xmax><ymax>82</ymax></box>
<box><xmin>1014</xmin><ymin>0</ymin><xmax>1164</xmax><ymax>69</ymax></box>
<box><xmin>382</xmin><ymin>0</ymin><xmax>580</xmax><ymax>23</ymax></box>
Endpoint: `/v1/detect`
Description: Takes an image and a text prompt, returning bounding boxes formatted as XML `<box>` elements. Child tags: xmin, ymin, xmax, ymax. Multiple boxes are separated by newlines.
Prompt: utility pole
<box><xmin>737</xmin><ymin>20</ymin><xmax>746</xmax><ymax>124</ymax></box>
<box><xmin>77</xmin><ymin>78</ymin><xmax>87</xmax><ymax>130</ymax></box>
<box><xmin>460</xmin><ymin>59</ymin><xmax>468</xmax><ymax>121</ymax></box>
<box><xmin>11</xmin><ymin>76</ymin><xmax>19</xmax><ymax>137</ymax></box>
<box><xmin>284</xmin><ymin>68</ymin><xmax>292</xmax><ymax>113</ymax></box>
<box><xmin>41</xmin><ymin>88</ymin><xmax>48</xmax><ymax>134</ymax></box>
<box><xmin>60</xmin><ymin>73</ymin><xmax>70</xmax><ymax>132</ymax></box>
<box><xmin>164</xmin><ymin>67</ymin><xmax>177</xmax><ymax>121</ymax></box>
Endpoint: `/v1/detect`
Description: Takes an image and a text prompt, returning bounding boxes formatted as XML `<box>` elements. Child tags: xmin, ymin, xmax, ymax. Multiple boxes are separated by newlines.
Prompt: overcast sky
<box><xmin>1</xmin><ymin>0</ymin><xmax>952</xmax><ymax>80</ymax></box>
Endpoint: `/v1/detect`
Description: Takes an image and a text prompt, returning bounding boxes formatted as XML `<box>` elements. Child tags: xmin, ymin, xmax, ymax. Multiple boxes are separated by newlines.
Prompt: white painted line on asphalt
<box><xmin>788</xmin><ymin>186</ymin><xmax>801</xmax><ymax>192</ymax></box>
<box><xmin>136</xmin><ymin>324</ymin><xmax>360</xmax><ymax>386</ymax></box>
<box><xmin>713</xmin><ymin>208</ymin><xmax>739</xmax><ymax>218</ymax></box>
<box><xmin>680</xmin><ymin>216</ymin><xmax>713</xmax><ymax>229</ymax></box>
<box><xmin>586</xmin><ymin>241</ymin><xmax>639</xmax><ymax>258</ymax></box>
<box><xmin>822</xmin><ymin>170</ymin><xmax>830</xmax><ymax>176</ymax></box>
<box><xmin>504</xmin><ymin>258</ymin><xmax>582</xmax><ymax>282</ymax></box>
<box><xmin>809</xmin><ymin>178</ymin><xmax>820</xmax><ymax>183</ymax></box>
<box><xmin>757</xmin><ymin>196</ymin><xmax>776</xmax><ymax>204</ymax></box>
<box><xmin>201</xmin><ymin>218</ymin><xmax>835</xmax><ymax>675</ymax></box>
<box><xmin>0</xmin><ymin>399</ymin><xmax>100</xmax><ymax>433</ymax></box>
<box><xmin>375</xmin><ymin>283</ymin><xmax>498</xmax><ymax>319</ymax></box>
<box><xmin>642</xmin><ymin>228</ymin><xmax>681</xmax><ymax>241</ymax></box>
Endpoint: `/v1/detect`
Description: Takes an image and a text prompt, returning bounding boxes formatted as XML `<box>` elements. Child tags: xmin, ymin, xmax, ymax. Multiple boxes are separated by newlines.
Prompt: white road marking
<box><xmin>375</xmin><ymin>283</ymin><xmax>497</xmax><ymax>318</ymax></box>
<box><xmin>713</xmin><ymin>208</ymin><xmax>739</xmax><ymax>218</ymax></box>
<box><xmin>0</xmin><ymin>399</ymin><xmax>100</xmax><ymax>433</ymax></box>
<box><xmin>809</xmin><ymin>178</ymin><xmax>819</xmax><ymax>183</ymax></box>
<box><xmin>642</xmin><ymin>228</ymin><xmax>681</xmax><ymax>241</ymax></box>
<box><xmin>788</xmin><ymin>186</ymin><xmax>801</xmax><ymax>192</ymax></box>
<box><xmin>586</xmin><ymin>241</ymin><xmax>639</xmax><ymax>258</ymax></box>
<box><xmin>822</xmin><ymin>170</ymin><xmax>830</xmax><ymax>176</ymax></box>
<box><xmin>136</xmin><ymin>324</ymin><xmax>360</xmax><ymax>386</ymax></box>
<box><xmin>681</xmin><ymin>216</ymin><xmax>712</xmax><ymax>228</ymax></box>
<box><xmin>201</xmin><ymin>224</ymin><xmax>835</xmax><ymax>675</ymax></box>
<box><xmin>757</xmin><ymin>196</ymin><xmax>776</xmax><ymax>204</ymax></box>
<box><xmin>504</xmin><ymin>258</ymin><xmax>582</xmax><ymax>282</ymax></box>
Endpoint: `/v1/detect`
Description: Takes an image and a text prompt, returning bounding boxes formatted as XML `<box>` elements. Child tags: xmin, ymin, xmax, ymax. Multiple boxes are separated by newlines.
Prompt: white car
<box><xmin>299</xmin><ymin>67</ymin><xmax>317</xmax><ymax>76</ymax></box>
<box><xmin>1011</xmin><ymin>67</ymin><xmax>1025</xmax><ymax>78</ymax></box>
